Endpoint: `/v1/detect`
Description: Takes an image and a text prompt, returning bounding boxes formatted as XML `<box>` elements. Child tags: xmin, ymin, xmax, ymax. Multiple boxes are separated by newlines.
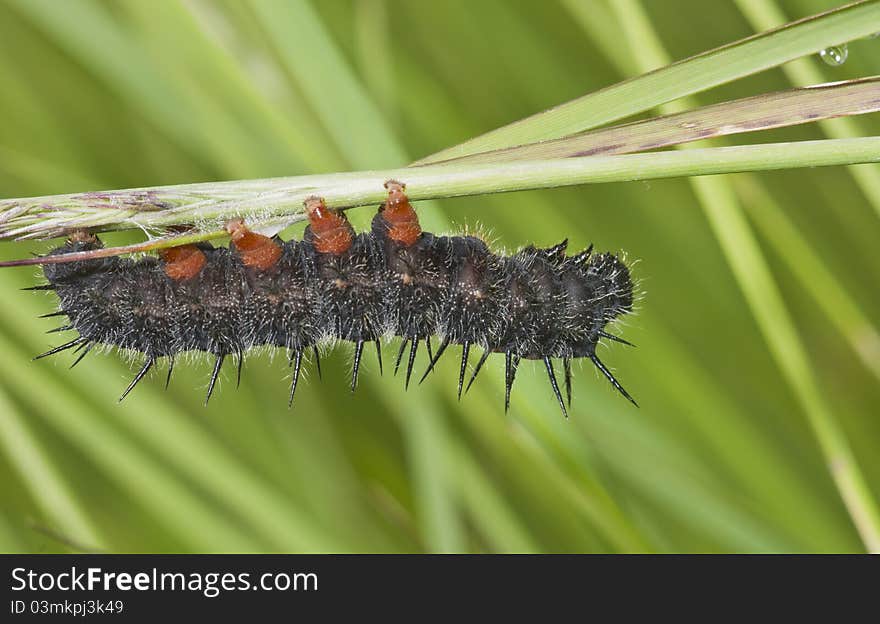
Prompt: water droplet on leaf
<box><xmin>819</xmin><ymin>44</ymin><xmax>848</xmax><ymax>66</ymax></box>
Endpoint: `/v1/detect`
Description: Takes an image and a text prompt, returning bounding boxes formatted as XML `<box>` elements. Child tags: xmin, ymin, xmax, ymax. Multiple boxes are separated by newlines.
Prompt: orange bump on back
<box><xmin>68</xmin><ymin>230</ymin><xmax>98</xmax><ymax>245</ymax></box>
<box><xmin>160</xmin><ymin>245</ymin><xmax>207</xmax><ymax>281</ymax></box>
<box><xmin>226</xmin><ymin>219</ymin><xmax>282</xmax><ymax>270</ymax></box>
<box><xmin>380</xmin><ymin>180</ymin><xmax>421</xmax><ymax>247</ymax></box>
<box><xmin>304</xmin><ymin>196</ymin><xmax>354</xmax><ymax>255</ymax></box>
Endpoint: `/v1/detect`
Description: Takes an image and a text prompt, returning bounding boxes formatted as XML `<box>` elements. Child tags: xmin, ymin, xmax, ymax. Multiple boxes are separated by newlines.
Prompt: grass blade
<box><xmin>0</xmin><ymin>387</ymin><xmax>102</xmax><ymax>551</ymax></box>
<box><xmin>416</xmin><ymin>0</ymin><xmax>880</xmax><ymax>163</ymax></box>
<box><xmin>612</xmin><ymin>0</ymin><xmax>880</xmax><ymax>552</ymax></box>
<box><xmin>736</xmin><ymin>177</ymin><xmax>880</xmax><ymax>383</ymax></box>
<box><xmin>1</xmin><ymin>137</ymin><xmax>879</xmax><ymax>253</ymax></box>
<box><xmin>735</xmin><ymin>0</ymin><xmax>880</xmax><ymax>219</ymax></box>
<box><xmin>426</xmin><ymin>77</ymin><xmax>880</xmax><ymax>164</ymax></box>
<box><xmin>248</xmin><ymin>0</ymin><xmax>406</xmax><ymax>169</ymax></box>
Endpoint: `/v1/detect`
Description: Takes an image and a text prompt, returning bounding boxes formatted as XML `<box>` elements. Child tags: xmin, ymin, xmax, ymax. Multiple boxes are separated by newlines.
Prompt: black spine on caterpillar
<box><xmin>36</xmin><ymin>183</ymin><xmax>636</xmax><ymax>414</ymax></box>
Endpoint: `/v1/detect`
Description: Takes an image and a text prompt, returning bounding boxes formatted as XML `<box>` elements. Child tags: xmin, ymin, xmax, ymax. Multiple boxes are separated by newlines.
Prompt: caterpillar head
<box><xmin>562</xmin><ymin>251</ymin><xmax>633</xmax><ymax>357</ymax></box>
<box><xmin>585</xmin><ymin>252</ymin><xmax>634</xmax><ymax>320</ymax></box>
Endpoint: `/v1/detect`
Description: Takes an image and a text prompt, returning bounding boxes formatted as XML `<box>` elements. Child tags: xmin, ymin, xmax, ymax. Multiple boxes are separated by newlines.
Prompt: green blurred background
<box><xmin>0</xmin><ymin>0</ymin><xmax>878</xmax><ymax>553</ymax></box>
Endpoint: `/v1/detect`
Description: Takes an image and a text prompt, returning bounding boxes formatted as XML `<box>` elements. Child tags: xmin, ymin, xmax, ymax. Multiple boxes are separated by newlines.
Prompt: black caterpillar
<box><xmin>33</xmin><ymin>182</ymin><xmax>636</xmax><ymax>415</ymax></box>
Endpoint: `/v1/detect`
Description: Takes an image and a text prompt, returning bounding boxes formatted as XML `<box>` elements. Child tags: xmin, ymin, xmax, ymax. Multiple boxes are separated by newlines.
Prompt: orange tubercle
<box><xmin>304</xmin><ymin>196</ymin><xmax>354</xmax><ymax>255</ymax></box>
<box><xmin>381</xmin><ymin>180</ymin><xmax>421</xmax><ymax>246</ymax></box>
<box><xmin>68</xmin><ymin>230</ymin><xmax>97</xmax><ymax>244</ymax></box>
<box><xmin>226</xmin><ymin>219</ymin><xmax>283</xmax><ymax>270</ymax></box>
<box><xmin>159</xmin><ymin>245</ymin><xmax>207</xmax><ymax>281</ymax></box>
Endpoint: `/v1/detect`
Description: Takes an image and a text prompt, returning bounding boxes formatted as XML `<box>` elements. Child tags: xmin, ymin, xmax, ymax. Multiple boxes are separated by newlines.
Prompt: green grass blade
<box><xmin>248</xmin><ymin>0</ymin><xmax>407</xmax><ymax>169</ymax></box>
<box><xmin>428</xmin><ymin>77</ymin><xmax>880</xmax><ymax>164</ymax></box>
<box><xmin>354</xmin><ymin>0</ymin><xmax>398</xmax><ymax>123</ymax></box>
<box><xmin>0</xmin><ymin>338</ymin><xmax>263</xmax><ymax>552</ymax></box>
<box><xmin>735</xmin><ymin>0</ymin><xmax>880</xmax><ymax>218</ymax></box>
<box><xmin>0</xmin><ymin>387</ymin><xmax>102</xmax><ymax>551</ymax></box>
<box><xmin>417</xmin><ymin>0</ymin><xmax>880</xmax><ymax>163</ymax></box>
<box><xmin>401</xmin><ymin>400</ymin><xmax>467</xmax><ymax>553</ymax></box>
<box><xmin>559</xmin><ymin>0</ymin><xmax>636</xmax><ymax>76</ymax></box>
<box><xmin>2</xmin><ymin>137</ymin><xmax>879</xmax><ymax>246</ymax></box>
<box><xmin>6</xmin><ymin>0</ymin><xmax>239</xmax><ymax>176</ymax></box>
<box><xmin>613</xmin><ymin>0</ymin><xmax>880</xmax><ymax>552</ymax></box>
<box><xmin>119</xmin><ymin>0</ymin><xmax>339</xmax><ymax>175</ymax></box>
<box><xmin>694</xmin><ymin>176</ymin><xmax>880</xmax><ymax>552</ymax></box>
<box><xmin>736</xmin><ymin>178</ymin><xmax>880</xmax><ymax>382</ymax></box>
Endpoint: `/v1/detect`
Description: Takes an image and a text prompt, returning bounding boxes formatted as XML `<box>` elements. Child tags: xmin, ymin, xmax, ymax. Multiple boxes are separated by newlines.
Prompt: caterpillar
<box><xmin>32</xmin><ymin>181</ymin><xmax>636</xmax><ymax>415</ymax></box>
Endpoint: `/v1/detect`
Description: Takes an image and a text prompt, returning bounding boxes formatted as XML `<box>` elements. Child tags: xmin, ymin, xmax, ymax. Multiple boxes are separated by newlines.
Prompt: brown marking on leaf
<box><xmin>570</xmin><ymin>143</ymin><xmax>625</xmax><ymax>157</ymax></box>
<box><xmin>73</xmin><ymin>190</ymin><xmax>169</xmax><ymax>212</ymax></box>
<box><xmin>740</xmin><ymin>118</ymin><xmax>781</xmax><ymax>130</ymax></box>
